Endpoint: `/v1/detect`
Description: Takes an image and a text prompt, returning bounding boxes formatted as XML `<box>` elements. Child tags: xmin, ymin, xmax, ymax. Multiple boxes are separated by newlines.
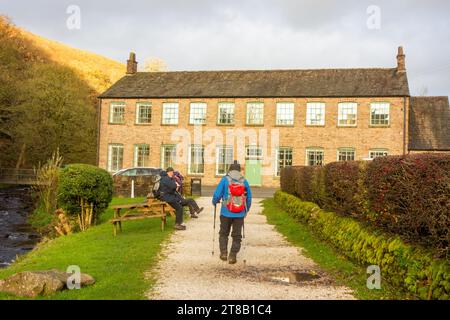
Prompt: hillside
<box><xmin>18</xmin><ymin>29</ymin><xmax>125</xmax><ymax>93</ymax></box>
<box><xmin>0</xmin><ymin>16</ymin><xmax>124</xmax><ymax>167</ymax></box>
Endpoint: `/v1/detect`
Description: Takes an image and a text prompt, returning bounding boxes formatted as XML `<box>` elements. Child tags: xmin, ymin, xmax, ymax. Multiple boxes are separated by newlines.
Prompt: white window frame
<box><xmin>189</xmin><ymin>102</ymin><xmax>207</xmax><ymax>125</ymax></box>
<box><xmin>217</xmin><ymin>102</ymin><xmax>235</xmax><ymax>125</ymax></box>
<box><xmin>109</xmin><ymin>102</ymin><xmax>125</xmax><ymax>124</ymax></box>
<box><xmin>306</xmin><ymin>147</ymin><xmax>324</xmax><ymax>166</ymax></box>
<box><xmin>107</xmin><ymin>144</ymin><xmax>123</xmax><ymax>172</ymax></box>
<box><xmin>162</xmin><ymin>102</ymin><xmax>179</xmax><ymax>125</ymax></box>
<box><xmin>306</xmin><ymin>102</ymin><xmax>325</xmax><ymax>126</ymax></box>
<box><xmin>188</xmin><ymin>145</ymin><xmax>205</xmax><ymax>174</ymax></box>
<box><xmin>135</xmin><ymin>102</ymin><xmax>152</xmax><ymax>124</ymax></box>
<box><xmin>369</xmin><ymin>149</ymin><xmax>389</xmax><ymax>159</ymax></box>
<box><xmin>216</xmin><ymin>146</ymin><xmax>233</xmax><ymax>176</ymax></box>
<box><xmin>246</xmin><ymin>102</ymin><xmax>264</xmax><ymax>125</ymax></box>
<box><xmin>338</xmin><ymin>102</ymin><xmax>357</xmax><ymax>127</ymax></box>
<box><xmin>133</xmin><ymin>144</ymin><xmax>150</xmax><ymax>167</ymax></box>
<box><xmin>161</xmin><ymin>144</ymin><xmax>177</xmax><ymax>169</ymax></box>
<box><xmin>245</xmin><ymin>145</ymin><xmax>263</xmax><ymax>160</ymax></box>
<box><xmin>276</xmin><ymin>102</ymin><xmax>294</xmax><ymax>125</ymax></box>
<box><xmin>337</xmin><ymin>147</ymin><xmax>355</xmax><ymax>161</ymax></box>
<box><xmin>276</xmin><ymin>147</ymin><xmax>293</xmax><ymax>176</ymax></box>
<box><xmin>370</xmin><ymin>102</ymin><xmax>390</xmax><ymax>126</ymax></box>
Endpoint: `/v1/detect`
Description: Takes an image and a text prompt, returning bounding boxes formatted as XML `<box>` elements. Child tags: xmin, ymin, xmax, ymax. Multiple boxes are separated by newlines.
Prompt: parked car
<box><xmin>112</xmin><ymin>167</ymin><xmax>163</xmax><ymax>177</ymax></box>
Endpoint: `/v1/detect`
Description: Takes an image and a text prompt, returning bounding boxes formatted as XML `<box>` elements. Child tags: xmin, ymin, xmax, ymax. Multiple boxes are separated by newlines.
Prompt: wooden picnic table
<box><xmin>110</xmin><ymin>197</ymin><xmax>176</xmax><ymax>236</ymax></box>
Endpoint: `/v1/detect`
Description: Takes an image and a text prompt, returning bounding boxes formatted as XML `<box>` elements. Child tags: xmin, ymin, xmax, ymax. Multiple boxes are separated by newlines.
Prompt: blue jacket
<box><xmin>159</xmin><ymin>171</ymin><xmax>182</xmax><ymax>203</ymax></box>
<box><xmin>212</xmin><ymin>170</ymin><xmax>252</xmax><ymax>218</ymax></box>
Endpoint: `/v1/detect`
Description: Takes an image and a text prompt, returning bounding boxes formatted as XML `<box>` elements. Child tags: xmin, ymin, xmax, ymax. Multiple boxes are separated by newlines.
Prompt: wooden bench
<box><xmin>110</xmin><ymin>197</ymin><xmax>176</xmax><ymax>236</ymax></box>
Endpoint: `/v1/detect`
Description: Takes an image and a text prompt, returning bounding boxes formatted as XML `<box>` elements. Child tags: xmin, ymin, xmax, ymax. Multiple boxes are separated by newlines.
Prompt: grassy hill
<box><xmin>18</xmin><ymin>28</ymin><xmax>125</xmax><ymax>93</ymax></box>
<box><xmin>0</xmin><ymin>16</ymin><xmax>125</xmax><ymax>167</ymax></box>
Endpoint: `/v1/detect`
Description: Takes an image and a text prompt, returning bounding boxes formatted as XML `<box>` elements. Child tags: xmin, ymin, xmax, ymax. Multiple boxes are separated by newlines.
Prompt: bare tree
<box><xmin>144</xmin><ymin>57</ymin><xmax>168</xmax><ymax>72</ymax></box>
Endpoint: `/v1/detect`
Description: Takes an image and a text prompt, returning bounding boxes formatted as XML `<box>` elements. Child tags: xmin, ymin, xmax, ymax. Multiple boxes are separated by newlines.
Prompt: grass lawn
<box><xmin>0</xmin><ymin>197</ymin><xmax>173</xmax><ymax>300</ymax></box>
<box><xmin>262</xmin><ymin>198</ymin><xmax>407</xmax><ymax>300</ymax></box>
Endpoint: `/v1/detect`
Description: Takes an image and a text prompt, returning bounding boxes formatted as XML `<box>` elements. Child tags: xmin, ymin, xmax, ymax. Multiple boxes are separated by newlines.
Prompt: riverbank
<box><xmin>0</xmin><ymin>187</ymin><xmax>41</xmax><ymax>268</ymax></box>
<box><xmin>0</xmin><ymin>197</ymin><xmax>173</xmax><ymax>299</ymax></box>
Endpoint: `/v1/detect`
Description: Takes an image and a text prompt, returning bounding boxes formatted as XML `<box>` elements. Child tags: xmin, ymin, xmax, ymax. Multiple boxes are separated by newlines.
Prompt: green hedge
<box><xmin>274</xmin><ymin>190</ymin><xmax>450</xmax><ymax>300</ymax></box>
<box><xmin>57</xmin><ymin>164</ymin><xmax>113</xmax><ymax>220</ymax></box>
<box><xmin>280</xmin><ymin>153</ymin><xmax>450</xmax><ymax>255</ymax></box>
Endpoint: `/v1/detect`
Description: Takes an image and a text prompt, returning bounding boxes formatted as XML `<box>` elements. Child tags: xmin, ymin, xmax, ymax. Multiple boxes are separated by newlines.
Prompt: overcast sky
<box><xmin>1</xmin><ymin>0</ymin><xmax>449</xmax><ymax>97</ymax></box>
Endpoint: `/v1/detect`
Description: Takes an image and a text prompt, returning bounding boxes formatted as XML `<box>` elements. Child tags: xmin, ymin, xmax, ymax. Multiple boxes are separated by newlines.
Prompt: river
<box><xmin>0</xmin><ymin>187</ymin><xmax>41</xmax><ymax>268</ymax></box>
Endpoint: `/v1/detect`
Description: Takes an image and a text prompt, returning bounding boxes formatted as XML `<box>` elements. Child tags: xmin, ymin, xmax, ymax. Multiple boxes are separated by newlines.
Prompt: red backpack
<box><xmin>225</xmin><ymin>175</ymin><xmax>246</xmax><ymax>213</ymax></box>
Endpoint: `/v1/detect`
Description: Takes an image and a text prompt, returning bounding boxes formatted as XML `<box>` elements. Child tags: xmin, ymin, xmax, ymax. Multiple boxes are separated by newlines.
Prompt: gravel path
<box><xmin>147</xmin><ymin>197</ymin><xmax>355</xmax><ymax>300</ymax></box>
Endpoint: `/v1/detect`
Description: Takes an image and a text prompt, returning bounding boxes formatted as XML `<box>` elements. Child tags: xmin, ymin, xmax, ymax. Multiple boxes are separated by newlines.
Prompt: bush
<box><xmin>365</xmin><ymin>153</ymin><xmax>450</xmax><ymax>254</ymax></box>
<box><xmin>280</xmin><ymin>153</ymin><xmax>450</xmax><ymax>255</ymax></box>
<box><xmin>274</xmin><ymin>190</ymin><xmax>450</xmax><ymax>300</ymax></box>
<box><xmin>57</xmin><ymin>164</ymin><xmax>113</xmax><ymax>222</ymax></box>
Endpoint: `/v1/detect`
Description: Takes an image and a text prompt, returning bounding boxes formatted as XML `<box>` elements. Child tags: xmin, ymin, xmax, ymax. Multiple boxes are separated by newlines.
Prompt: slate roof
<box><xmin>99</xmin><ymin>68</ymin><xmax>410</xmax><ymax>99</ymax></box>
<box><xmin>409</xmin><ymin>96</ymin><xmax>450</xmax><ymax>151</ymax></box>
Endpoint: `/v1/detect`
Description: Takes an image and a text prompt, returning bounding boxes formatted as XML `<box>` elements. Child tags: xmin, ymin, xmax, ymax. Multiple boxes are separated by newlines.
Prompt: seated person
<box><xmin>159</xmin><ymin>167</ymin><xmax>203</xmax><ymax>230</ymax></box>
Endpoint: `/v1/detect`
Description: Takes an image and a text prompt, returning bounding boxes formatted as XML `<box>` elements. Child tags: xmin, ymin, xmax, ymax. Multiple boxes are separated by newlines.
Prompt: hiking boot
<box><xmin>190</xmin><ymin>213</ymin><xmax>198</xmax><ymax>219</ymax></box>
<box><xmin>228</xmin><ymin>253</ymin><xmax>237</xmax><ymax>264</ymax></box>
<box><xmin>174</xmin><ymin>224</ymin><xmax>186</xmax><ymax>230</ymax></box>
<box><xmin>220</xmin><ymin>252</ymin><xmax>228</xmax><ymax>261</ymax></box>
<box><xmin>197</xmin><ymin>207</ymin><xmax>204</xmax><ymax>214</ymax></box>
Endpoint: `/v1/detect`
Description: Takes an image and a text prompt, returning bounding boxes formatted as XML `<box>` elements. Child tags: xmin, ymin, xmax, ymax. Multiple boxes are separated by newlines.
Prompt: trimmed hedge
<box><xmin>274</xmin><ymin>190</ymin><xmax>450</xmax><ymax>300</ymax></box>
<box><xmin>280</xmin><ymin>153</ymin><xmax>450</xmax><ymax>255</ymax></box>
<box><xmin>57</xmin><ymin>164</ymin><xmax>113</xmax><ymax>220</ymax></box>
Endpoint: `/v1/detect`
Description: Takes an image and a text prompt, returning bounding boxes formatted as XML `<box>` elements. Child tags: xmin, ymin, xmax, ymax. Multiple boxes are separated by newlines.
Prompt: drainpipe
<box><xmin>96</xmin><ymin>98</ymin><xmax>102</xmax><ymax>166</ymax></box>
<box><xmin>403</xmin><ymin>96</ymin><xmax>407</xmax><ymax>155</ymax></box>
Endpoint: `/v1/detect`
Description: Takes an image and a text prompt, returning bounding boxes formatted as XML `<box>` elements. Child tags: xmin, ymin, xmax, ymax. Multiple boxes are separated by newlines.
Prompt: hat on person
<box><xmin>228</xmin><ymin>160</ymin><xmax>241</xmax><ymax>172</ymax></box>
<box><xmin>166</xmin><ymin>167</ymin><xmax>174</xmax><ymax>172</ymax></box>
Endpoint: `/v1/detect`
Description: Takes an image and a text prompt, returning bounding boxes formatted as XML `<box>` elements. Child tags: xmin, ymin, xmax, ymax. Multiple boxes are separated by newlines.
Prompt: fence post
<box><xmin>131</xmin><ymin>179</ymin><xmax>135</xmax><ymax>198</ymax></box>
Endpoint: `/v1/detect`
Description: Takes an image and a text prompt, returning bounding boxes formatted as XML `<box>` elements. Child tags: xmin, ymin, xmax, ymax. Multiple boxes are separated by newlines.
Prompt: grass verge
<box><xmin>0</xmin><ymin>197</ymin><xmax>173</xmax><ymax>300</ymax></box>
<box><xmin>262</xmin><ymin>198</ymin><xmax>407</xmax><ymax>300</ymax></box>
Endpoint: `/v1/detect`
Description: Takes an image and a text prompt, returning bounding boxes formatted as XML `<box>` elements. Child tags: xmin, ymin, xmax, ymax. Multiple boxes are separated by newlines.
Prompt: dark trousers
<box><xmin>219</xmin><ymin>215</ymin><xmax>244</xmax><ymax>255</ymax></box>
<box><xmin>179</xmin><ymin>198</ymin><xmax>200</xmax><ymax>215</ymax></box>
<box><xmin>166</xmin><ymin>200</ymin><xmax>184</xmax><ymax>224</ymax></box>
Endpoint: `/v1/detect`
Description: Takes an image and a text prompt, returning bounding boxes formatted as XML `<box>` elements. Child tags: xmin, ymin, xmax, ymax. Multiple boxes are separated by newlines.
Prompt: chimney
<box><xmin>396</xmin><ymin>46</ymin><xmax>406</xmax><ymax>73</ymax></box>
<box><xmin>126</xmin><ymin>52</ymin><xmax>138</xmax><ymax>75</ymax></box>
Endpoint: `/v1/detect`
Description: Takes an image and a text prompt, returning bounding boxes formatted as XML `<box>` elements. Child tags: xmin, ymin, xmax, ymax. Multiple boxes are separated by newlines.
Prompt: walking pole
<box><xmin>242</xmin><ymin>201</ymin><xmax>248</xmax><ymax>265</ymax></box>
<box><xmin>212</xmin><ymin>204</ymin><xmax>217</xmax><ymax>256</ymax></box>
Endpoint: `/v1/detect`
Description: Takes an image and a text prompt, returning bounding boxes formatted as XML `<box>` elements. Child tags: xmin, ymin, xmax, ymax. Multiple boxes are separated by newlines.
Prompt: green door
<box><xmin>245</xmin><ymin>160</ymin><xmax>262</xmax><ymax>186</ymax></box>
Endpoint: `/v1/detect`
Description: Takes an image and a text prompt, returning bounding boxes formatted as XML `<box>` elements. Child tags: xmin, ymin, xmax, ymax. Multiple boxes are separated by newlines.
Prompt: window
<box><xmin>108</xmin><ymin>144</ymin><xmax>123</xmax><ymax>172</ymax></box>
<box><xmin>306</xmin><ymin>148</ymin><xmax>324</xmax><ymax>166</ymax></box>
<box><xmin>216</xmin><ymin>146</ymin><xmax>233</xmax><ymax>175</ymax></box>
<box><xmin>189</xmin><ymin>145</ymin><xmax>204</xmax><ymax>174</ymax></box>
<box><xmin>136</xmin><ymin>102</ymin><xmax>151</xmax><ymax>124</ymax></box>
<box><xmin>306</xmin><ymin>102</ymin><xmax>325</xmax><ymax>126</ymax></box>
<box><xmin>246</xmin><ymin>102</ymin><xmax>264</xmax><ymax>125</ymax></box>
<box><xmin>276</xmin><ymin>147</ymin><xmax>293</xmax><ymax>176</ymax></box>
<box><xmin>189</xmin><ymin>102</ymin><xmax>207</xmax><ymax>125</ymax></box>
<box><xmin>338</xmin><ymin>103</ymin><xmax>357</xmax><ymax>126</ymax></box>
<box><xmin>246</xmin><ymin>145</ymin><xmax>263</xmax><ymax>159</ymax></box>
<box><xmin>369</xmin><ymin>149</ymin><xmax>388</xmax><ymax>159</ymax></box>
<box><xmin>161</xmin><ymin>145</ymin><xmax>176</xmax><ymax>169</ymax></box>
<box><xmin>337</xmin><ymin>148</ymin><xmax>355</xmax><ymax>161</ymax></box>
<box><xmin>134</xmin><ymin>144</ymin><xmax>150</xmax><ymax>167</ymax></box>
<box><xmin>162</xmin><ymin>102</ymin><xmax>179</xmax><ymax>125</ymax></box>
<box><xmin>370</xmin><ymin>103</ymin><xmax>390</xmax><ymax>126</ymax></box>
<box><xmin>109</xmin><ymin>102</ymin><xmax>125</xmax><ymax>124</ymax></box>
<box><xmin>217</xmin><ymin>102</ymin><xmax>235</xmax><ymax>125</ymax></box>
<box><xmin>276</xmin><ymin>102</ymin><xmax>294</xmax><ymax>125</ymax></box>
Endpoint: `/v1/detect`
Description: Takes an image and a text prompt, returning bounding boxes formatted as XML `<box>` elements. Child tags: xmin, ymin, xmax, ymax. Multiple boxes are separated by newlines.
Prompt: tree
<box><xmin>144</xmin><ymin>57</ymin><xmax>168</xmax><ymax>72</ymax></box>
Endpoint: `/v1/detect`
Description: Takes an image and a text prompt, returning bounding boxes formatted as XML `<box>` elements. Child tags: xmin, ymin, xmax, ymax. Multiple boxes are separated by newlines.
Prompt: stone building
<box><xmin>97</xmin><ymin>48</ymin><xmax>450</xmax><ymax>187</ymax></box>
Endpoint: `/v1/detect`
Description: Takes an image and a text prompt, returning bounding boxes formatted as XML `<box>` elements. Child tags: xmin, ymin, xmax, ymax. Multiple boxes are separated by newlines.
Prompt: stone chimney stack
<box><xmin>396</xmin><ymin>46</ymin><xmax>406</xmax><ymax>73</ymax></box>
<box><xmin>126</xmin><ymin>52</ymin><xmax>138</xmax><ymax>75</ymax></box>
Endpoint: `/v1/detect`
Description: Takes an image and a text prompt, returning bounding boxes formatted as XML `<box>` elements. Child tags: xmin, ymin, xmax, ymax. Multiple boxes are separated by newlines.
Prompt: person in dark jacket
<box><xmin>212</xmin><ymin>161</ymin><xmax>252</xmax><ymax>264</ymax></box>
<box><xmin>159</xmin><ymin>167</ymin><xmax>203</xmax><ymax>230</ymax></box>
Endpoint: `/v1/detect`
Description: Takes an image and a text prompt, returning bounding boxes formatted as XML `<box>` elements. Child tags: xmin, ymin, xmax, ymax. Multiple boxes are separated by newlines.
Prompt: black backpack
<box><xmin>152</xmin><ymin>175</ymin><xmax>162</xmax><ymax>199</ymax></box>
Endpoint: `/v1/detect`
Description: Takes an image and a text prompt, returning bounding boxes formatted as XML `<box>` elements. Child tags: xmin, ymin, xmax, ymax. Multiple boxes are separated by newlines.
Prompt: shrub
<box><xmin>365</xmin><ymin>153</ymin><xmax>450</xmax><ymax>254</ymax></box>
<box><xmin>57</xmin><ymin>164</ymin><xmax>113</xmax><ymax>222</ymax></box>
<box><xmin>274</xmin><ymin>190</ymin><xmax>450</xmax><ymax>300</ymax></box>
<box><xmin>323</xmin><ymin>161</ymin><xmax>366</xmax><ymax>217</ymax></box>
